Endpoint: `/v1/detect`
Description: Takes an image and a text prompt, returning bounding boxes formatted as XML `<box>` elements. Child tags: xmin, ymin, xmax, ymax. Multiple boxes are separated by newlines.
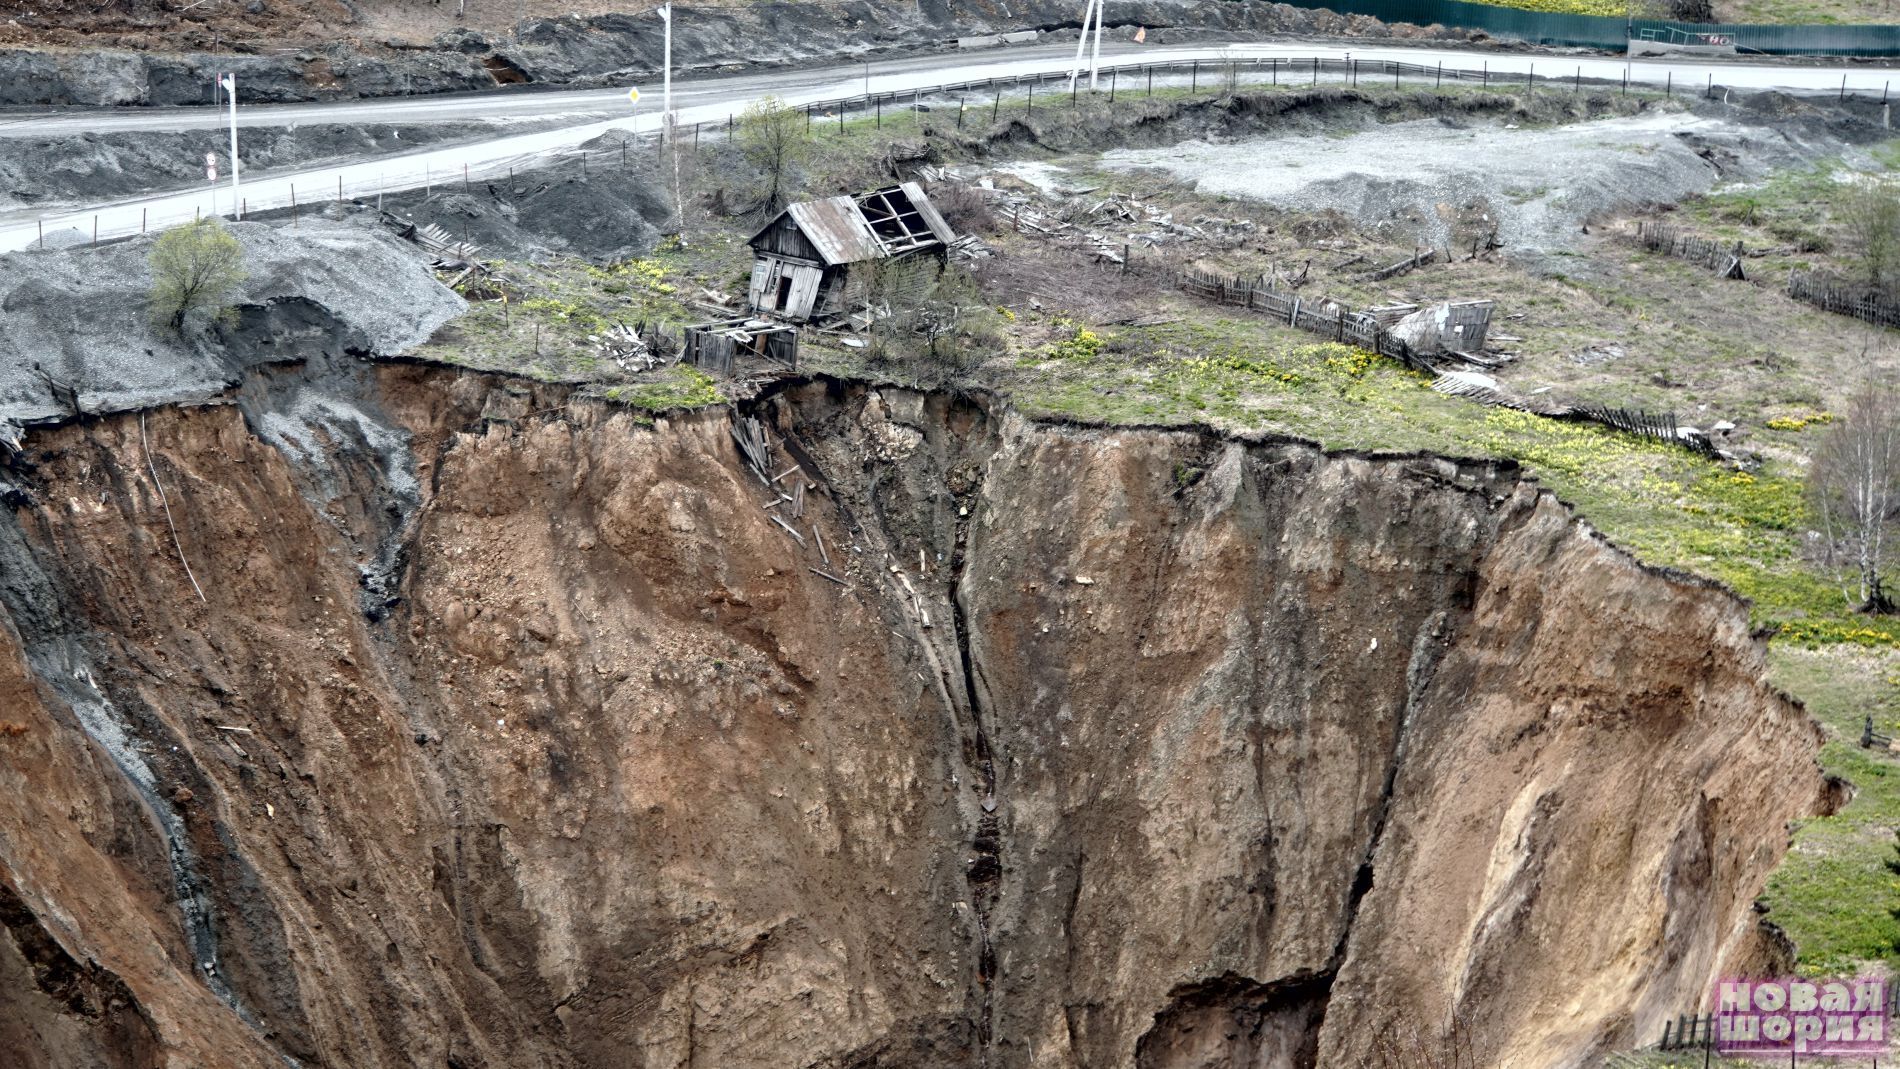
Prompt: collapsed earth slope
<box><xmin>0</xmin><ymin>361</ymin><xmax>1821</xmax><ymax>1068</ymax></box>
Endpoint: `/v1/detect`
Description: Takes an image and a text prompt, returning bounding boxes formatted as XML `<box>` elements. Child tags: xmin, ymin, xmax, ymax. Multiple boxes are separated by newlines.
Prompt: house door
<box><xmin>776</xmin><ymin>273</ymin><xmax>795</xmax><ymax>311</ymax></box>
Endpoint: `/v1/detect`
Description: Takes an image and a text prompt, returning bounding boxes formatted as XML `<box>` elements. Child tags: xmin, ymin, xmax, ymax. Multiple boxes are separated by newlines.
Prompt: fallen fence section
<box><xmin>1128</xmin><ymin>254</ymin><xmax>1718</xmax><ymax>458</ymax></box>
<box><xmin>1149</xmin><ymin>261</ymin><xmax>1442</xmax><ymax>375</ymax></box>
<box><xmin>1632</xmin><ymin>220</ymin><xmax>1744</xmax><ymax>279</ymax></box>
<box><xmin>1432</xmin><ymin>371</ymin><xmax>1720</xmax><ymax>457</ymax></box>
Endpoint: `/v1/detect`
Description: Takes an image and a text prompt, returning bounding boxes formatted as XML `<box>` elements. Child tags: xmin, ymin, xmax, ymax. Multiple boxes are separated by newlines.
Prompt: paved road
<box><xmin>3</xmin><ymin>39</ymin><xmax>1896</xmax><ymax>252</ymax></box>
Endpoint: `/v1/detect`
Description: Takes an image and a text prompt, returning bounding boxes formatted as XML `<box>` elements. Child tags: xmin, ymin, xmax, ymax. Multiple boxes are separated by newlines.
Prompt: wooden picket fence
<box><xmin>1659</xmin><ymin>1012</ymin><xmax>1716</xmax><ymax>1051</ymax></box>
<box><xmin>1788</xmin><ymin>270</ymin><xmax>1900</xmax><ymax>330</ymax></box>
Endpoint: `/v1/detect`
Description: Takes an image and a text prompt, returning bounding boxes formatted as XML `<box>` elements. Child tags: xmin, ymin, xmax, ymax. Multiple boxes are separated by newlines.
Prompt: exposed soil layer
<box><xmin>0</xmin><ymin>0</ymin><xmax>1476</xmax><ymax>107</ymax></box>
<box><xmin>0</xmin><ymin>359</ymin><xmax>1823</xmax><ymax>1068</ymax></box>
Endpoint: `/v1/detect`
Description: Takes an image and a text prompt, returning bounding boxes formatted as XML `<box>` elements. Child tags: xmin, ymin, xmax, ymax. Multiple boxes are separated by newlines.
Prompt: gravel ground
<box><xmin>0</xmin><ymin>221</ymin><xmax>462</xmax><ymax>444</ymax></box>
<box><xmin>1099</xmin><ymin>110</ymin><xmax>1849</xmax><ymax>256</ymax></box>
<box><xmin>0</xmin><ymin>118</ymin><xmax>592</xmax><ymax>212</ymax></box>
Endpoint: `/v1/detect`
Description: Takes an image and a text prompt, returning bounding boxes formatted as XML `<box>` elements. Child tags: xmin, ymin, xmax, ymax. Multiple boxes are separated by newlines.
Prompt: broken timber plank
<box><xmin>770</xmin><ymin>515</ymin><xmax>808</xmax><ymax>545</ymax></box>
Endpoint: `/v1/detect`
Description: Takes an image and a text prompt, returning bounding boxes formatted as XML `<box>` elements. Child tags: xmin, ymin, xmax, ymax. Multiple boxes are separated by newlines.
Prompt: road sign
<box><xmin>627</xmin><ymin>87</ymin><xmax>641</xmax><ymax>105</ymax></box>
<box><xmin>205</xmin><ymin>152</ymin><xmax>218</xmax><ymax>182</ymax></box>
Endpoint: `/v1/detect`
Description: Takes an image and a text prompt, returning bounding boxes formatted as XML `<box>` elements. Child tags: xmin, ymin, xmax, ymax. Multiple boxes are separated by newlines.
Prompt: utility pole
<box><xmin>220</xmin><ymin>73</ymin><xmax>239</xmax><ymax>218</ymax></box>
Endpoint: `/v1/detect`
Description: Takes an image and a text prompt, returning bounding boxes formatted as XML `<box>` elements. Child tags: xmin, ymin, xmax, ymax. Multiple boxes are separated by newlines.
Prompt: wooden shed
<box><xmin>746</xmin><ymin>182</ymin><xmax>958</xmax><ymax>323</ymax></box>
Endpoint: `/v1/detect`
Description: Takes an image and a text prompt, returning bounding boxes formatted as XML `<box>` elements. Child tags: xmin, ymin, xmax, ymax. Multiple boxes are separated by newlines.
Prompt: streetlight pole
<box><xmin>1069</xmin><ymin>0</ymin><xmax>1094</xmax><ymax>87</ymax></box>
<box><xmin>220</xmin><ymin>73</ymin><xmax>239</xmax><ymax>218</ymax></box>
<box><xmin>1089</xmin><ymin>0</ymin><xmax>1104</xmax><ymax>90</ymax></box>
<box><xmin>659</xmin><ymin>2</ymin><xmax>672</xmax><ymax>135</ymax></box>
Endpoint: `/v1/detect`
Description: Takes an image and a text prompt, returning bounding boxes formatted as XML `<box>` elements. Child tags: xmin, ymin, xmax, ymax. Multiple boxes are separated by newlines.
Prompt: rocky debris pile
<box><xmin>372</xmin><ymin>153</ymin><xmax>669</xmax><ymax>264</ymax></box>
<box><xmin>0</xmin><ymin>0</ymin><xmax>1477</xmax><ymax>107</ymax></box>
<box><xmin>0</xmin><ymin>221</ymin><xmax>462</xmax><ymax>443</ymax></box>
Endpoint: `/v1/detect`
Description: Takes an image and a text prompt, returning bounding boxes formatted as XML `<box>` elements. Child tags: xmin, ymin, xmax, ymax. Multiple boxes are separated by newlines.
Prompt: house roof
<box><xmin>750</xmin><ymin>183</ymin><xmax>958</xmax><ymax>267</ymax></box>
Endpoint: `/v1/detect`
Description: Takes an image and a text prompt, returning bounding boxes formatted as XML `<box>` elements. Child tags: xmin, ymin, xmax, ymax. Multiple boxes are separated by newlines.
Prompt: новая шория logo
<box><xmin>1715</xmin><ymin>978</ymin><xmax>1887</xmax><ymax>1056</ymax></box>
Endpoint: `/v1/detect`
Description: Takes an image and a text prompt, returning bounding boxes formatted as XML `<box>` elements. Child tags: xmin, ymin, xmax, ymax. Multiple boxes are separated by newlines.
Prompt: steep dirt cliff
<box><xmin>0</xmin><ymin>366</ymin><xmax>1822</xmax><ymax>1068</ymax></box>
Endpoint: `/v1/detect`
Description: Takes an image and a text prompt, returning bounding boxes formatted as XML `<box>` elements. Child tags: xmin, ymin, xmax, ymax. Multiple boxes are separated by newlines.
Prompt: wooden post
<box><xmin>1313</xmin><ymin>56</ymin><xmax>1318</xmax><ymax>85</ymax></box>
<box><xmin>1273</xmin><ymin>57</ymin><xmax>1279</xmax><ymax>85</ymax></box>
<box><xmin>1109</xmin><ymin>67</ymin><xmax>1116</xmax><ymax>102</ymax></box>
<box><xmin>993</xmin><ymin>88</ymin><xmax>1001</xmax><ymax>121</ymax></box>
<box><xmin>1191</xmin><ymin>60</ymin><xmax>1198</xmax><ymax>92</ymax></box>
<box><xmin>1147</xmin><ymin>66</ymin><xmax>1153</xmax><ymax>96</ymax></box>
<box><xmin>1436</xmin><ymin>61</ymin><xmax>1441</xmax><ymax>88</ymax></box>
<box><xmin>142</xmin><ymin>207</ymin><xmax>147</xmax><ymax>233</ymax></box>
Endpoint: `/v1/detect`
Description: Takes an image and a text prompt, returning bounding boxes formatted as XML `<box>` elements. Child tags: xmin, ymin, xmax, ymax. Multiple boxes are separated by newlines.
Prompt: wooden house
<box><xmin>746</xmin><ymin>182</ymin><xmax>958</xmax><ymax>323</ymax></box>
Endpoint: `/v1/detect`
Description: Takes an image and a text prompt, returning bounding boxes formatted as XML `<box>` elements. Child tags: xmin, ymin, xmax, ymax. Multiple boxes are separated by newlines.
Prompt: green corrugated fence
<box><xmin>1274</xmin><ymin>0</ymin><xmax>1900</xmax><ymax>56</ymax></box>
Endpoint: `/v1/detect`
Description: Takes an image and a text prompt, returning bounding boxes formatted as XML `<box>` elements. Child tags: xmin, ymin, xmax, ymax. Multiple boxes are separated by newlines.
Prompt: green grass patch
<box><xmin>604</xmin><ymin>367</ymin><xmax>723</xmax><ymax>413</ymax></box>
<box><xmin>1762</xmin><ymin>647</ymin><xmax>1900</xmax><ymax>975</ymax></box>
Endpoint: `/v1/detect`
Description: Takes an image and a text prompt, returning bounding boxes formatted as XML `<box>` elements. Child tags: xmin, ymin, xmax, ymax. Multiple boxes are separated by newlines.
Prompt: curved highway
<box><xmin>1</xmin><ymin>38</ymin><xmax>1895</xmax><ymax>252</ymax></box>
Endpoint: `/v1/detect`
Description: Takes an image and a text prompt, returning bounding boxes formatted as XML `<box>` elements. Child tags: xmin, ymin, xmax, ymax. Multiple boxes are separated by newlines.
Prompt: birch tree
<box><xmin>1811</xmin><ymin>378</ymin><xmax>1900</xmax><ymax>613</ymax></box>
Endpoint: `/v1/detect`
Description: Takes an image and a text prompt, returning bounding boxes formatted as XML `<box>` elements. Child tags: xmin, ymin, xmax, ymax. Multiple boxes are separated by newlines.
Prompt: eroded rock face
<box><xmin>0</xmin><ymin>370</ymin><xmax>1820</xmax><ymax>1068</ymax></box>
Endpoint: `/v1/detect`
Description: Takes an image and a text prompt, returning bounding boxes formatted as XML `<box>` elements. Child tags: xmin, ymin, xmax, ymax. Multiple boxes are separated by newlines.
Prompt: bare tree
<box><xmin>1811</xmin><ymin>376</ymin><xmax>1900</xmax><ymax>613</ymax></box>
<box><xmin>1840</xmin><ymin>179</ymin><xmax>1900</xmax><ymax>297</ymax></box>
<box><xmin>735</xmin><ymin>95</ymin><xmax>813</xmax><ymax>216</ymax></box>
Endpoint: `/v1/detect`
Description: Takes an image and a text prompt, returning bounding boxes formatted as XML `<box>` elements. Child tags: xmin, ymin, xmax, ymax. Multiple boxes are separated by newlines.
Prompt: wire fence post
<box><xmin>1313</xmin><ymin>56</ymin><xmax>1319</xmax><ymax>85</ymax></box>
<box><xmin>1191</xmin><ymin>60</ymin><xmax>1198</xmax><ymax>92</ymax></box>
<box><xmin>1109</xmin><ymin>68</ymin><xmax>1117</xmax><ymax>103</ymax></box>
<box><xmin>1147</xmin><ymin>66</ymin><xmax>1153</xmax><ymax>96</ymax></box>
<box><xmin>993</xmin><ymin>88</ymin><xmax>1001</xmax><ymax>120</ymax></box>
<box><xmin>1527</xmin><ymin>63</ymin><xmax>1534</xmax><ymax>91</ymax></box>
<box><xmin>1576</xmin><ymin>66</ymin><xmax>1581</xmax><ymax>93</ymax></box>
<box><xmin>1436</xmin><ymin>61</ymin><xmax>1442</xmax><ymax>88</ymax></box>
<box><xmin>1841</xmin><ymin>73</ymin><xmax>1848</xmax><ymax>102</ymax></box>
